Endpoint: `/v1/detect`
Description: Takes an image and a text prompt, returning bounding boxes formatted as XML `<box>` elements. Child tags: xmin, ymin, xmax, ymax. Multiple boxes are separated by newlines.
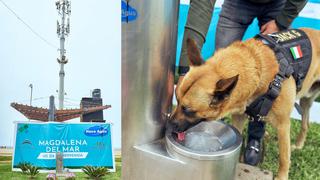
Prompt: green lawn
<box><xmin>0</xmin><ymin>158</ymin><xmax>121</xmax><ymax>180</ymax></box>
<box><xmin>0</xmin><ymin>156</ymin><xmax>12</xmax><ymax>161</ymax></box>
<box><xmin>259</xmin><ymin>119</ymin><xmax>320</xmax><ymax>179</ymax></box>
<box><xmin>223</xmin><ymin>118</ymin><xmax>320</xmax><ymax>179</ymax></box>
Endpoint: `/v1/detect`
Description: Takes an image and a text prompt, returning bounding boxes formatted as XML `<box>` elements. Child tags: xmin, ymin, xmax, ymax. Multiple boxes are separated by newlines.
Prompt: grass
<box><xmin>0</xmin><ymin>156</ymin><xmax>12</xmax><ymax>161</ymax></box>
<box><xmin>0</xmin><ymin>158</ymin><xmax>121</xmax><ymax>180</ymax></box>
<box><xmin>259</xmin><ymin>119</ymin><xmax>320</xmax><ymax>179</ymax></box>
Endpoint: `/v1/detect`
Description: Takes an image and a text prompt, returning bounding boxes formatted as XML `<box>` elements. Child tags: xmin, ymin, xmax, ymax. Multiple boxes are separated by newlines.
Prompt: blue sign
<box><xmin>121</xmin><ymin>0</ymin><xmax>138</xmax><ymax>22</ymax></box>
<box><xmin>84</xmin><ymin>125</ymin><xmax>108</xmax><ymax>137</ymax></box>
<box><xmin>13</xmin><ymin>122</ymin><xmax>115</xmax><ymax>171</ymax></box>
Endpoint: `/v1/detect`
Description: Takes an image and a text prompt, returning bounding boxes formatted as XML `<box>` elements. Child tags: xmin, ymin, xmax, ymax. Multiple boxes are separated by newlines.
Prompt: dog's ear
<box><xmin>216</xmin><ymin>75</ymin><xmax>239</xmax><ymax>92</ymax></box>
<box><xmin>187</xmin><ymin>38</ymin><xmax>203</xmax><ymax>66</ymax></box>
<box><xmin>210</xmin><ymin>75</ymin><xmax>239</xmax><ymax>105</ymax></box>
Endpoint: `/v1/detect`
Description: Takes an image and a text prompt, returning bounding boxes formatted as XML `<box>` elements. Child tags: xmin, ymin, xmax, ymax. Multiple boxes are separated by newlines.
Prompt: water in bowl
<box><xmin>183</xmin><ymin>131</ymin><xmax>223</xmax><ymax>152</ymax></box>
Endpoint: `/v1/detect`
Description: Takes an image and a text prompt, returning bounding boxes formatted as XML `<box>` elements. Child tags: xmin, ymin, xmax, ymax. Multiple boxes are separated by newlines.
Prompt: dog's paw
<box><xmin>274</xmin><ymin>176</ymin><xmax>288</xmax><ymax>180</ymax></box>
<box><xmin>291</xmin><ymin>144</ymin><xmax>303</xmax><ymax>151</ymax></box>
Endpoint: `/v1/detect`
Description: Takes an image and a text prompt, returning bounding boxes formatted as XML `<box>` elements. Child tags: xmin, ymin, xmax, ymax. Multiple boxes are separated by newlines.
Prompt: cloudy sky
<box><xmin>0</xmin><ymin>0</ymin><xmax>121</xmax><ymax>148</ymax></box>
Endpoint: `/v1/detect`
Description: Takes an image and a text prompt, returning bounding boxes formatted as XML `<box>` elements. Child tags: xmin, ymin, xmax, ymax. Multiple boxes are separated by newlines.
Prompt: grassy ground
<box><xmin>259</xmin><ymin>119</ymin><xmax>320</xmax><ymax>179</ymax></box>
<box><xmin>0</xmin><ymin>157</ymin><xmax>121</xmax><ymax>180</ymax></box>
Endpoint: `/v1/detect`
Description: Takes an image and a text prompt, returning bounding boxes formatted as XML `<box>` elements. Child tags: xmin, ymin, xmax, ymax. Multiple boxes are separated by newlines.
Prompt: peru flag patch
<box><xmin>290</xmin><ymin>45</ymin><xmax>303</xmax><ymax>59</ymax></box>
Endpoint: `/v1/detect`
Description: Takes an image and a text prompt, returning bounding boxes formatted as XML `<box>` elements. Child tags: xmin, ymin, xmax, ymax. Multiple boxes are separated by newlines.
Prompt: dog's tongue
<box><xmin>177</xmin><ymin>132</ymin><xmax>186</xmax><ymax>141</ymax></box>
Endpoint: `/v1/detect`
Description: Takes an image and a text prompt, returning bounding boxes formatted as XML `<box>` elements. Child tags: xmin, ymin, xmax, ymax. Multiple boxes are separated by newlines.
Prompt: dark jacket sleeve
<box><xmin>178</xmin><ymin>0</ymin><xmax>216</xmax><ymax>75</ymax></box>
<box><xmin>275</xmin><ymin>0</ymin><xmax>308</xmax><ymax>30</ymax></box>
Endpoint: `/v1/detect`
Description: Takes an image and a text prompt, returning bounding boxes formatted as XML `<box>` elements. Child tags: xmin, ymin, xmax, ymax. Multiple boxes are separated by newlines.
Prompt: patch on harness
<box><xmin>268</xmin><ymin>29</ymin><xmax>302</xmax><ymax>43</ymax></box>
<box><xmin>290</xmin><ymin>45</ymin><xmax>303</xmax><ymax>60</ymax></box>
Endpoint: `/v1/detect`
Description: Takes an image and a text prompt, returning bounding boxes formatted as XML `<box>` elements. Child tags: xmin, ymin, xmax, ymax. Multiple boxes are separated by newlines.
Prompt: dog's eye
<box><xmin>181</xmin><ymin>106</ymin><xmax>196</xmax><ymax>117</ymax></box>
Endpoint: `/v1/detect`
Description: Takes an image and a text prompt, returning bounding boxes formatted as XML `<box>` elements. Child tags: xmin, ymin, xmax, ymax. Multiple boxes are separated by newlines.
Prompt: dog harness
<box><xmin>245</xmin><ymin>29</ymin><xmax>312</xmax><ymax>121</ymax></box>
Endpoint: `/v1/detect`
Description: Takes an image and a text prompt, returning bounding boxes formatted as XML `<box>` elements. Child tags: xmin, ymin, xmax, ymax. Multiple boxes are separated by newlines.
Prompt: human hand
<box><xmin>260</xmin><ymin>20</ymin><xmax>280</xmax><ymax>35</ymax></box>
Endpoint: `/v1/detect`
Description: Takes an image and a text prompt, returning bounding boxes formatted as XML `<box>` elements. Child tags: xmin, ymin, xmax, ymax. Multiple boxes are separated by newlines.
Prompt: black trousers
<box><xmin>248</xmin><ymin>120</ymin><xmax>266</xmax><ymax>141</ymax></box>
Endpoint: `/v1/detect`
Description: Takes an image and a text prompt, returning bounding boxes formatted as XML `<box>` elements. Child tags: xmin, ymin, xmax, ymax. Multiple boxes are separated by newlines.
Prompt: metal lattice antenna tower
<box><xmin>56</xmin><ymin>0</ymin><xmax>71</xmax><ymax>109</ymax></box>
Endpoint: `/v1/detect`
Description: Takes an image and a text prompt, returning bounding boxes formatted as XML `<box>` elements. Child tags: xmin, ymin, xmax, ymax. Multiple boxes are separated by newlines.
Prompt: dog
<box><xmin>171</xmin><ymin>28</ymin><xmax>320</xmax><ymax>180</ymax></box>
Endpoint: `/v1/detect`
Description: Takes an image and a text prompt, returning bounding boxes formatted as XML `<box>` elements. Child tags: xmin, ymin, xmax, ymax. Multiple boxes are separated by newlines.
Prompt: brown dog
<box><xmin>171</xmin><ymin>28</ymin><xmax>320</xmax><ymax>180</ymax></box>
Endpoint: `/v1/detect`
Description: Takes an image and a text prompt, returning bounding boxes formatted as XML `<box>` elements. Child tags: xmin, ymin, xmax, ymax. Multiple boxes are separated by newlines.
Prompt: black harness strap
<box><xmin>245</xmin><ymin>33</ymin><xmax>294</xmax><ymax>121</ymax></box>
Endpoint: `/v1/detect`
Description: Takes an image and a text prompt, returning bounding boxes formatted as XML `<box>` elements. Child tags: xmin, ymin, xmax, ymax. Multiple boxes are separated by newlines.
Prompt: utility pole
<box><xmin>56</xmin><ymin>0</ymin><xmax>71</xmax><ymax>110</ymax></box>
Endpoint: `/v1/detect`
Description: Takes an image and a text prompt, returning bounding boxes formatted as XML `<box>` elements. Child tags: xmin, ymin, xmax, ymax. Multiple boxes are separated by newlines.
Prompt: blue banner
<box><xmin>13</xmin><ymin>122</ymin><xmax>115</xmax><ymax>171</ymax></box>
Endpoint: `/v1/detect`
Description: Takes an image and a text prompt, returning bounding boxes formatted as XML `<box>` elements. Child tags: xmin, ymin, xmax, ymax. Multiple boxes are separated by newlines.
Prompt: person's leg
<box><xmin>178</xmin><ymin>0</ymin><xmax>216</xmax><ymax>74</ymax></box>
<box><xmin>244</xmin><ymin>120</ymin><xmax>266</xmax><ymax>165</ymax></box>
<box><xmin>248</xmin><ymin>121</ymin><xmax>266</xmax><ymax>140</ymax></box>
<box><xmin>243</xmin><ymin>0</ymin><xmax>287</xmax><ymax>166</ymax></box>
<box><xmin>215</xmin><ymin>0</ymin><xmax>279</xmax><ymax>166</ymax></box>
<box><xmin>215</xmin><ymin>0</ymin><xmax>261</xmax><ymax>50</ymax></box>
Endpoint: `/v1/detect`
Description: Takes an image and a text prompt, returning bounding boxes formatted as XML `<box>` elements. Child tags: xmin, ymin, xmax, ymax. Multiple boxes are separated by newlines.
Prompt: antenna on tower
<box><xmin>56</xmin><ymin>0</ymin><xmax>71</xmax><ymax>110</ymax></box>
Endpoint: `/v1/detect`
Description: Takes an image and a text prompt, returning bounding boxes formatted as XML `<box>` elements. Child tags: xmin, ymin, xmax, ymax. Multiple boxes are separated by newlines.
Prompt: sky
<box><xmin>0</xmin><ymin>0</ymin><xmax>121</xmax><ymax>148</ymax></box>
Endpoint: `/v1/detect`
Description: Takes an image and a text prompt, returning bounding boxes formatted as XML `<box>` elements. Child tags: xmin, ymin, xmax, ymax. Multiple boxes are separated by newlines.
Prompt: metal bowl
<box><xmin>165</xmin><ymin>120</ymin><xmax>242</xmax><ymax>160</ymax></box>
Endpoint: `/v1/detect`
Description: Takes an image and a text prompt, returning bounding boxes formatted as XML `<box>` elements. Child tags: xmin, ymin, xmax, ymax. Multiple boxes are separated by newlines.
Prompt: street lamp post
<box><xmin>29</xmin><ymin>84</ymin><xmax>33</xmax><ymax>106</ymax></box>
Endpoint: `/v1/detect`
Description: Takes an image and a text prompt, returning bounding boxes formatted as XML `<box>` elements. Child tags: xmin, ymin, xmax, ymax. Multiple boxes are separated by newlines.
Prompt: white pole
<box><xmin>56</xmin><ymin>0</ymin><xmax>71</xmax><ymax>110</ymax></box>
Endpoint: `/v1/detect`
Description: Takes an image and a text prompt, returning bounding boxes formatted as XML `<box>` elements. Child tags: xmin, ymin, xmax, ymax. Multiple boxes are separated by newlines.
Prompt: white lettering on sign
<box><xmin>37</xmin><ymin>152</ymin><xmax>88</xmax><ymax>159</ymax></box>
<box><xmin>38</xmin><ymin>139</ymin><xmax>88</xmax><ymax>153</ymax></box>
<box><xmin>38</xmin><ymin>139</ymin><xmax>87</xmax><ymax>146</ymax></box>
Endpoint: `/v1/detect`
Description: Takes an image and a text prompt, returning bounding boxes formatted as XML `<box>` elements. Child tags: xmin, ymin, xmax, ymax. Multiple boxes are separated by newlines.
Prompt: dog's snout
<box><xmin>168</xmin><ymin>109</ymin><xmax>195</xmax><ymax>132</ymax></box>
<box><xmin>168</xmin><ymin>119</ymin><xmax>180</xmax><ymax>131</ymax></box>
<box><xmin>169</xmin><ymin>117</ymin><xmax>207</xmax><ymax>133</ymax></box>
<box><xmin>170</xmin><ymin>119</ymin><xmax>192</xmax><ymax>133</ymax></box>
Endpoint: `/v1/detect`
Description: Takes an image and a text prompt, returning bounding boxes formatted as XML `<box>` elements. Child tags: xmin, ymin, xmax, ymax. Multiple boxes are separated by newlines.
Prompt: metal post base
<box><xmin>125</xmin><ymin>140</ymin><xmax>273</xmax><ymax>180</ymax></box>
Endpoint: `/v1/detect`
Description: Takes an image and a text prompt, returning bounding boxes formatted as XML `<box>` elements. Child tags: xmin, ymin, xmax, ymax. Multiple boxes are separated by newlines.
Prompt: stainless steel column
<box><xmin>122</xmin><ymin>0</ymin><xmax>179</xmax><ymax>179</ymax></box>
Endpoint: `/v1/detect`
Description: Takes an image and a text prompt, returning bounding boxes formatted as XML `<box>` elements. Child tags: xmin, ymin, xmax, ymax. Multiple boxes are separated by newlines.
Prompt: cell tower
<box><xmin>56</xmin><ymin>0</ymin><xmax>71</xmax><ymax>109</ymax></box>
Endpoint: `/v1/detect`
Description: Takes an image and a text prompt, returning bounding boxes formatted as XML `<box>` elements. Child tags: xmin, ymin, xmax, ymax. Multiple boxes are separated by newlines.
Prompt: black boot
<box><xmin>244</xmin><ymin>121</ymin><xmax>266</xmax><ymax>166</ymax></box>
<box><xmin>244</xmin><ymin>139</ymin><xmax>263</xmax><ymax>166</ymax></box>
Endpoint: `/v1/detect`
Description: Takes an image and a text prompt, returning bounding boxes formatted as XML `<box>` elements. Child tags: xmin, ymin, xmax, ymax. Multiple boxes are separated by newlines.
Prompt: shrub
<box><xmin>17</xmin><ymin>162</ymin><xmax>31</xmax><ymax>174</ymax></box>
<box><xmin>27</xmin><ymin>165</ymin><xmax>40</xmax><ymax>179</ymax></box>
<box><xmin>82</xmin><ymin>166</ymin><xmax>109</xmax><ymax>180</ymax></box>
